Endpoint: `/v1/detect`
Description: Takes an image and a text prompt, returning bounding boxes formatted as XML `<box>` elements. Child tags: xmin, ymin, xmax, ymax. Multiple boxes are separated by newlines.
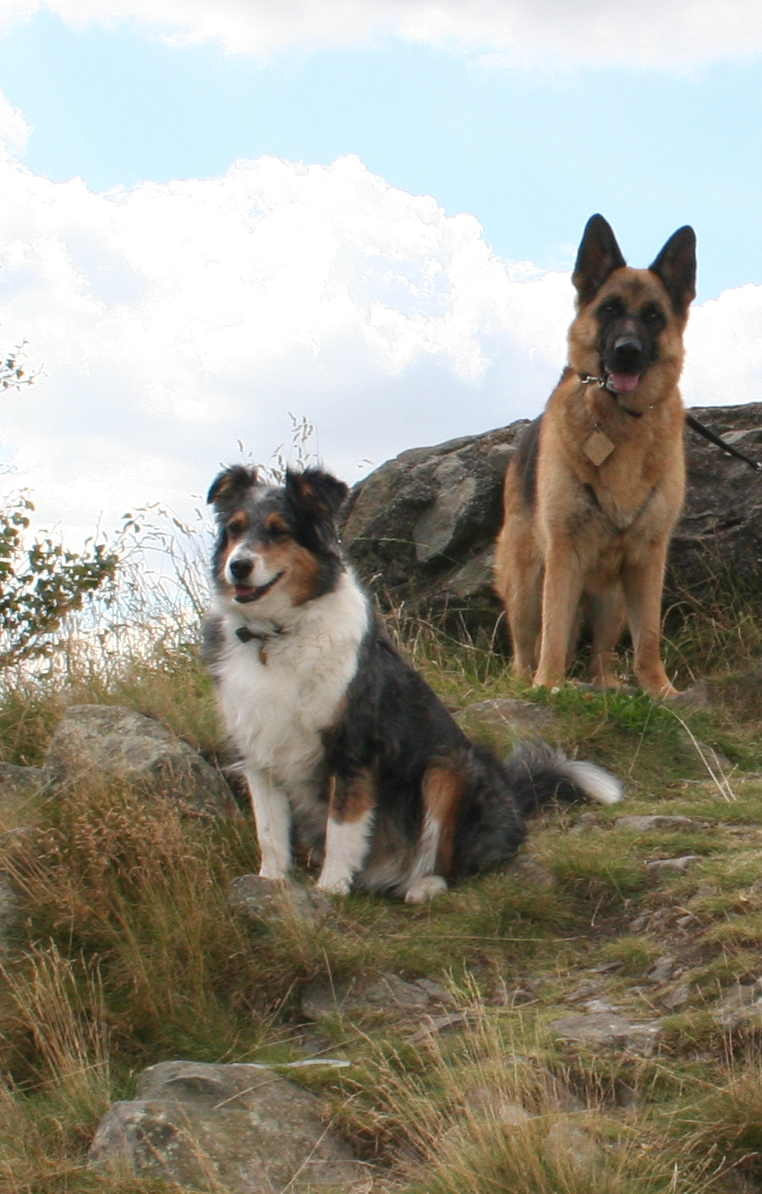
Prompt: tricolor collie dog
<box><xmin>204</xmin><ymin>464</ymin><xmax>622</xmax><ymax>902</ymax></box>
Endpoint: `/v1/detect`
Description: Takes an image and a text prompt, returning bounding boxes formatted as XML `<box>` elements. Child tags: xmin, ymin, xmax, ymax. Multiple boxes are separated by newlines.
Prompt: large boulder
<box><xmin>342</xmin><ymin>403</ymin><xmax>762</xmax><ymax>636</ymax></box>
<box><xmin>341</xmin><ymin>423</ymin><xmax>524</xmax><ymax>635</ymax></box>
<box><xmin>45</xmin><ymin>706</ymin><xmax>237</xmax><ymax>817</ymax></box>
<box><xmin>88</xmin><ymin>1059</ymin><xmax>363</xmax><ymax>1192</ymax></box>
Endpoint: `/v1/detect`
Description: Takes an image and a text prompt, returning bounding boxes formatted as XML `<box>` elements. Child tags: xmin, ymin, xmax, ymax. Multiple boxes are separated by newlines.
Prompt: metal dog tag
<box><xmin>583</xmin><ymin>430</ymin><xmax>615</xmax><ymax>466</ymax></box>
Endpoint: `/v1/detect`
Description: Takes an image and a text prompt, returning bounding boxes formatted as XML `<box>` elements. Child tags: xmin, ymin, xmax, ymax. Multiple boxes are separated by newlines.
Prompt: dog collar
<box><xmin>235</xmin><ymin>621</ymin><xmax>287</xmax><ymax>665</ymax></box>
<box><xmin>577</xmin><ymin>373</ymin><xmax>652</xmax><ymax>419</ymax></box>
<box><xmin>235</xmin><ymin>623</ymin><xmax>285</xmax><ymax>645</ymax></box>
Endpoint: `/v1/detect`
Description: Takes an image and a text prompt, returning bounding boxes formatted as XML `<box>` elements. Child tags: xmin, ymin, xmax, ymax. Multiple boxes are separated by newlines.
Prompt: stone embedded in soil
<box><xmin>675</xmin><ymin>734</ymin><xmax>734</xmax><ymax>779</ymax></box>
<box><xmin>463</xmin><ymin>1086</ymin><xmax>532</xmax><ymax>1125</ymax></box>
<box><xmin>45</xmin><ymin>705</ymin><xmax>237</xmax><ymax>817</ymax></box>
<box><xmin>301</xmin><ymin>972</ymin><xmax>436</xmax><ymax>1021</ymax></box>
<box><xmin>569</xmin><ymin>812</ymin><xmax>600</xmax><ymax>835</ymax></box>
<box><xmin>408</xmin><ymin>1012</ymin><xmax>466</xmax><ymax>1043</ymax></box>
<box><xmin>668</xmin><ymin>682</ymin><xmax>713</xmax><ymax>711</ymax></box>
<box><xmin>507</xmin><ymin>854</ymin><xmax>557</xmax><ymax>890</ymax></box>
<box><xmin>711</xmin><ymin>982</ymin><xmax>762</xmax><ymax>1030</ymax></box>
<box><xmin>88</xmin><ymin>1060</ymin><xmax>363</xmax><ymax>1193</ymax></box>
<box><xmin>0</xmin><ymin>874</ymin><xmax>17</xmax><ymax>953</ymax></box>
<box><xmin>454</xmin><ymin>698</ymin><xmax>554</xmax><ymax>736</ymax></box>
<box><xmin>661</xmin><ymin>984</ymin><xmax>692</xmax><ymax>1010</ymax></box>
<box><xmin>545</xmin><ymin>1120</ymin><xmax>601</xmax><ymax>1170</ymax></box>
<box><xmin>615</xmin><ymin>815</ymin><xmax>704</xmax><ymax>834</ymax></box>
<box><xmin>228</xmin><ymin>874</ymin><xmax>333</xmax><ymax>927</ymax></box>
<box><xmin>0</xmin><ymin>762</ymin><xmax>47</xmax><ymax>803</ymax></box>
<box><xmin>646</xmin><ymin>956</ymin><xmax>676</xmax><ymax>985</ymax></box>
<box><xmin>646</xmin><ymin>855</ymin><xmax>702</xmax><ymax>876</ymax></box>
<box><xmin>550</xmin><ymin>1012</ymin><xmax>661</xmax><ymax>1056</ymax></box>
<box><xmin>563</xmin><ymin>979</ymin><xmax>603</xmax><ymax>1004</ymax></box>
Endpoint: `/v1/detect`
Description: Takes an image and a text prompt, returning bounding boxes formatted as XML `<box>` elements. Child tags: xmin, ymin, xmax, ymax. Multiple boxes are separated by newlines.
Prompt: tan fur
<box><xmin>217</xmin><ymin>529</ymin><xmax>320</xmax><ymax>607</ymax></box>
<box><xmin>421</xmin><ymin>762</ymin><xmax>466</xmax><ymax>878</ymax></box>
<box><xmin>494</xmin><ymin>219</ymin><xmax>695</xmax><ymax>699</ymax></box>
<box><xmin>328</xmin><ymin>770</ymin><xmax>375</xmax><ymax>824</ymax></box>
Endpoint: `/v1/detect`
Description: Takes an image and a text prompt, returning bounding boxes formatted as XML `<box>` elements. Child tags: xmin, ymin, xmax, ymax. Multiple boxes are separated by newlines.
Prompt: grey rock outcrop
<box><xmin>342</xmin><ymin>402</ymin><xmax>762</xmax><ymax>635</ymax></box>
<box><xmin>342</xmin><ymin>423</ymin><xmax>523</xmax><ymax>634</ymax></box>
<box><xmin>45</xmin><ymin>705</ymin><xmax>236</xmax><ymax>816</ymax></box>
<box><xmin>89</xmin><ymin>1059</ymin><xmax>363</xmax><ymax>1192</ymax></box>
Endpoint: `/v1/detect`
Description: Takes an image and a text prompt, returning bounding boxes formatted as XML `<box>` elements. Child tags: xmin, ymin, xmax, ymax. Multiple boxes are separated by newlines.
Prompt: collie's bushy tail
<box><xmin>502</xmin><ymin>741</ymin><xmax>622</xmax><ymax>817</ymax></box>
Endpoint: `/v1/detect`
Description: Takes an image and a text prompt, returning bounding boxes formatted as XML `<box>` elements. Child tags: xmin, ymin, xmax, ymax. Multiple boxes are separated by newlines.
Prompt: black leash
<box><xmin>685</xmin><ymin>413</ymin><xmax>762</xmax><ymax>473</ymax></box>
<box><xmin>579</xmin><ymin>374</ymin><xmax>762</xmax><ymax>472</ymax></box>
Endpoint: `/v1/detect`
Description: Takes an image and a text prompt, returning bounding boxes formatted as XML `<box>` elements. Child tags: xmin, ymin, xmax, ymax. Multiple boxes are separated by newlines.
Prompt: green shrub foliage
<box><xmin>0</xmin><ymin>493</ymin><xmax>117</xmax><ymax>668</ymax></box>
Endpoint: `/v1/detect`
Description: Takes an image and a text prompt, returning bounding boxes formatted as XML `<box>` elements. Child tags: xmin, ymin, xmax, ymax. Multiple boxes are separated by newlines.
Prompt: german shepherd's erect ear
<box><xmin>649</xmin><ymin>226</ymin><xmax>697</xmax><ymax>318</ymax></box>
<box><xmin>572</xmin><ymin>214</ymin><xmax>627</xmax><ymax>308</ymax></box>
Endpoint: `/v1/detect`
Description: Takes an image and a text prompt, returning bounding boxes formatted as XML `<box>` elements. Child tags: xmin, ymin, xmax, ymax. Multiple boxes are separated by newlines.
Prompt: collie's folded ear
<box><xmin>207</xmin><ymin>465</ymin><xmax>258</xmax><ymax>507</ymax></box>
<box><xmin>285</xmin><ymin>468</ymin><xmax>348</xmax><ymax>519</ymax></box>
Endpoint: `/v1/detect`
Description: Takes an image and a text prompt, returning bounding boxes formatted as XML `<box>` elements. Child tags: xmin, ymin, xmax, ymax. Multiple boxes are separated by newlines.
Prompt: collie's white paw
<box><xmin>404</xmin><ymin>875</ymin><xmax>448</xmax><ymax>904</ymax></box>
<box><xmin>316</xmin><ymin>874</ymin><xmax>351</xmax><ymax>896</ymax></box>
<box><xmin>258</xmin><ymin>864</ymin><xmax>288</xmax><ymax>882</ymax></box>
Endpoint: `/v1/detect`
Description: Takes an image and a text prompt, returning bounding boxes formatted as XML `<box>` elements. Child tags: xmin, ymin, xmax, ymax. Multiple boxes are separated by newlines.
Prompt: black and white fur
<box><xmin>203</xmin><ymin>464</ymin><xmax>623</xmax><ymax>902</ymax></box>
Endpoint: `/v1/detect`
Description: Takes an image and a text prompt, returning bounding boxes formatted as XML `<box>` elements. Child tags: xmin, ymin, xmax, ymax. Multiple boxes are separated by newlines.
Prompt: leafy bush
<box><xmin>0</xmin><ymin>342</ymin><xmax>117</xmax><ymax>667</ymax></box>
<box><xmin>0</xmin><ymin>492</ymin><xmax>117</xmax><ymax>667</ymax></box>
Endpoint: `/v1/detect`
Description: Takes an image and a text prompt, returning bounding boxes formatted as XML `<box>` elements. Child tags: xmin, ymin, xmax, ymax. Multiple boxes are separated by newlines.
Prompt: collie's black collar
<box><xmin>235</xmin><ymin>623</ymin><xmax>286</xmax><ymax>645</ymax></box>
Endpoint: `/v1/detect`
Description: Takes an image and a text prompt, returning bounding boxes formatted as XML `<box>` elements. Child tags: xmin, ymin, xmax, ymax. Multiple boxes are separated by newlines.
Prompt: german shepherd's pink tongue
<box><xmin>607</xmin><ymin>371</ymin><xmax>640</xmax><ymax>393</ymax></box>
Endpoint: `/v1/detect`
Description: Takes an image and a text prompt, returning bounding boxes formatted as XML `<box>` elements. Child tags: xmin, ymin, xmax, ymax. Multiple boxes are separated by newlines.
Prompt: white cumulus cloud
<box><xmin>0</xmin><ymin>89</ymin><xmax>30</xmax><ymax>152</ymax></box>
<box><xmin>0</xmin><ymin>101</ymin><xmax>757</xmax><ymax>546</ymax></box>
<box><xmin>0</xmin><ymin>136</ymin><xmax>572</xmax><ymax>540</ymax></box>
<box><xmin>2</xmin><ymin>0</ymin><xmax>762</xmax><ymax>68</ymax></box>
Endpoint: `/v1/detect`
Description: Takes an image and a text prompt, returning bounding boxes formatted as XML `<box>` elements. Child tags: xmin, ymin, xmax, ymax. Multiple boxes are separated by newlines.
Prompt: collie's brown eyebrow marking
<box><xmin>264</xmin><ymin>513</ymin><xmax>290</xmax><ymax>534</ymax></box>
<box><xmin>225</xmin><ymin>514</ymin><xmax>248</xmax><ymax>535</ymax></box>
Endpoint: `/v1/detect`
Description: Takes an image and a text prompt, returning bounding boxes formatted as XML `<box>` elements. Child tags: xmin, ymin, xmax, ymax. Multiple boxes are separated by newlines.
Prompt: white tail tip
<box><xmin>561</xmin><ymin>760</ymin><xmax>623</xmax><ymax>805</ymax></box>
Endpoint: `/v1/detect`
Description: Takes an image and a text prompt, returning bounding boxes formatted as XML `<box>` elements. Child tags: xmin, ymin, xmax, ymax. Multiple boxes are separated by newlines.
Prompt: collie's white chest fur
<box><xmin>213</xmin><ymin>571</ymin><xmax>368</xmax><ymax>791</ymax></box>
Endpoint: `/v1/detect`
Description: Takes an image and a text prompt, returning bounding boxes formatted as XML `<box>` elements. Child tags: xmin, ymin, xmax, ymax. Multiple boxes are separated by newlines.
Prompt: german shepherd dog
<box><xmin>494</xmin><ymin>215</ymin><xmax>696</xmax><ymax>698</ymax></box>
<box><xmin>204</xmin><ymin>465</ymin><xmax>621</xmax><ymax>902</ymax></box>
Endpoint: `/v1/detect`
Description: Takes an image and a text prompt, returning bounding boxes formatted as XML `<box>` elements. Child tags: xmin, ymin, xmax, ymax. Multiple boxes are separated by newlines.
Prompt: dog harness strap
<box><xmin>685</xmin><ymin>414</ymin><xmax>762</xmax><ymax>473</ymax></box>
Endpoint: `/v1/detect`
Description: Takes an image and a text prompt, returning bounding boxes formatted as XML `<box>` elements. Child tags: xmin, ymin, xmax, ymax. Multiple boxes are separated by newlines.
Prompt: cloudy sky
<box><xmin>1</xmin><ymin>1</ymin><xmax>762</xmax><ymax>542</ymax></box>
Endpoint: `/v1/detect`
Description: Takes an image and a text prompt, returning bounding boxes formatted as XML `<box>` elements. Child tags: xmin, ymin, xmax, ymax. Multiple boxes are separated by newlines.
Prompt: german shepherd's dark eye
<box><xmin>596</xmin><ymin>296</ymin><xmax>624</xmax><ymax>319</ymax></box>
<box><xmin>226</xmin><ymin>517</ymin><xmax>247</xmax><ymax>540</ymax></box>
<box><xmin>640</xmin><ymin>303</ymin><xmax>665</xmax><ymax>329</ymax></box>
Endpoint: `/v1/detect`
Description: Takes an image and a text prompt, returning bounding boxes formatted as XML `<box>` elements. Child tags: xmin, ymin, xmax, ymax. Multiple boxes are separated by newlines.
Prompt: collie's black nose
<box><xmin>229</xmin><ymin>556</ymin><xmax>253</xmax><ymax>581</ymax></box>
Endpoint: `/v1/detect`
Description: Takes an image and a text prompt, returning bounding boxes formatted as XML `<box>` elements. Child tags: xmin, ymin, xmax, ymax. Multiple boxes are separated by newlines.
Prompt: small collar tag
<box><xmin>583</xmin><ymin>430</ymin><xmax>616</xmax><ymax>467</ymax></box>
